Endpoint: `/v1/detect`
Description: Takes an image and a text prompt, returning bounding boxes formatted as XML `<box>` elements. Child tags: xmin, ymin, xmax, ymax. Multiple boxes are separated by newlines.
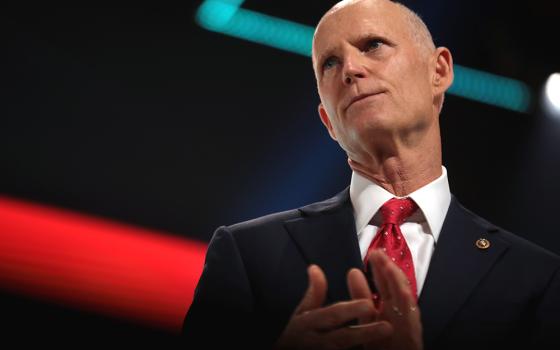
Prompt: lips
<box><xmin>345</xmin><ymin>91</ymin><xmax>385</xmax><ymax>111</ymax></box>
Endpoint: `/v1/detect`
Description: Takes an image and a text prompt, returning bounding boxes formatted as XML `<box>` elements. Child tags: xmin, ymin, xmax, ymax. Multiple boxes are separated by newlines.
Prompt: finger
<box><xmin>303</xmin><ymin>299</ymin><xmax>374</xmax><ymax>331</ymax></box>
<box><xmin>347</xmin><ymin>268</ymin><xmax>377</xmax><ymax>323</ymax></box>
<box><xmin>369</xmin><ymin>250</ymin><xmax>392</xmax><ymax>301</ymax></box>
<box><xmin>382</xmin><ymin>256</ymin><xmax>416</xmax><ymax>309</ymax></box>
<box><xmin>381</xmin><ymin>261</ymin><xmax>423</xmax><ymax>339</ymax></box>
<box><xmin>375</xmin><ymin>253</ymin><xmax>420</xmax><ymax>328</ymax></box>
<box><xmin>347</xmin><ymin>268</ymin><xmax>372</xmax><ymax>299</ymax></box>
<box><xmin>294</xmin><ymin>264</ymin><xmax>327</xmax><ymax>315</ymax></box>
<box><xmin>324</xmin><ymin>321</ymin><xmax>393</xmax><ymax>350</ymax></box>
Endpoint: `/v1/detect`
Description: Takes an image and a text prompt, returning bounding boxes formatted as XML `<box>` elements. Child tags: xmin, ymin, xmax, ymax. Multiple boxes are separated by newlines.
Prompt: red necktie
<box><xmin>364</xmin><ymin>197</ymin><xmax>418</xmax><ymax>300</ymax></box>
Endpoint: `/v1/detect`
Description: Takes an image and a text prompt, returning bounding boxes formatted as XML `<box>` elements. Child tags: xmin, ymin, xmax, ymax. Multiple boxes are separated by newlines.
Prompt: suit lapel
<box><xmin>282</xmin><ymin>189</ymin><xmax>510</xmax><ymax>345</ymax></box>
<box><xmin>419</xmin><ymin>197</ymin><xmax>510</xmax><ymax>345</ymax></box>
<box><xmin>283</xmin><ymin>188</ymin><xmax>363</xmax><ymax>304</ymax></box>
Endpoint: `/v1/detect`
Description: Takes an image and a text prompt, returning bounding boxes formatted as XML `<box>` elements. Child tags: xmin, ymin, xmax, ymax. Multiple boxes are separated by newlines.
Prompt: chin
<box><xmin>351</xmin><ymin>112</ymin><xmax>398</xmax><ymax>135</ymax></box>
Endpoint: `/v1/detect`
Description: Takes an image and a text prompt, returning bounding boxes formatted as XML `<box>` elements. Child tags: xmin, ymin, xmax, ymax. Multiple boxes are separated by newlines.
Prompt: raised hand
<box><xmin>347</xmin><ymin>250</ymin><xmax>423</xmax><ymax>350</ymax></box>
<box><xmin>273</xmin><ymin>264</ymin><xmax>392</xmax><ymax>350</ymax></box>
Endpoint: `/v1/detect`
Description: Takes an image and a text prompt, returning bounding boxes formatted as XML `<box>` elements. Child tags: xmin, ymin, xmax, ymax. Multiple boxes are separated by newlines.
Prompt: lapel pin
<box><xmin>476</xmin><ymin>238</ymin><xmax>490</xmax><ymax>250</ymax></box>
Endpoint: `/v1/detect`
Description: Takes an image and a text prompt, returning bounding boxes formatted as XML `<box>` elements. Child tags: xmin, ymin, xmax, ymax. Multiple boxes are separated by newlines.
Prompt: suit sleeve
<box><xmin>182</xmin><ymin>226</ymin><xmax>260</xmax><ymax>348</ymax></box>
<box><xmin>532</xmin><ymin>265</ymin><xmax>560</xmax><ymax>347</ymax></box>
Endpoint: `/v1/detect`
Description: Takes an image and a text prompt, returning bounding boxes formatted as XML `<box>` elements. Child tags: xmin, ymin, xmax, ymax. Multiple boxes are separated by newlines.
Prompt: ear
<box><xmin>318</xmin><ymin>103</ymin><xmax>337</xmax><ymax>140</ymax></box>
<box><xmin>432</xmin><ymin>47</ymin><xmax>454</xmax><ymax>94</ymax></box>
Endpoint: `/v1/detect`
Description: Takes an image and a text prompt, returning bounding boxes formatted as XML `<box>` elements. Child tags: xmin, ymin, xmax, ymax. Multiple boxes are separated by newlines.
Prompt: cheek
<box><xmin>324</xmin><ymin>101</ymin><xmax>337</xmax><ymax>119</ymax></box>
<box><xmin>392</xmin><ymin>60</ymin><xmax>432</xmax><ymax>111</ymax></box>
<box><xmin>319</xmin><ymin>88</ymin><xmax>338</xmax><ymax>115</ymax></box>
<box><xmin>320</xmin><ymin>93</ymin><xmax>346</xmax><ymax>129</ymax></box>
<box><xmin>412</xmin><ymin>78</ymin><xmax>434</xmax><ymax>110</ymax></box>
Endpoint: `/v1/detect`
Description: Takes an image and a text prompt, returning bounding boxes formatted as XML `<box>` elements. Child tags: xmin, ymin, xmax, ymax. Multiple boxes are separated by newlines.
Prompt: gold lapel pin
<box><xmin>476</xmin><ymin>238</ymin><xmax>490</xmax><ymax>250</ymax></box>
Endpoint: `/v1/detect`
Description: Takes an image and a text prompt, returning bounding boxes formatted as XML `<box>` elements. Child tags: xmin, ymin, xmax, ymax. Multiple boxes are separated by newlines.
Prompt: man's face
<box><xmin>312</xmin><ymin>0</ymin><xmax>436</xmax><ymax>160</ymax></box>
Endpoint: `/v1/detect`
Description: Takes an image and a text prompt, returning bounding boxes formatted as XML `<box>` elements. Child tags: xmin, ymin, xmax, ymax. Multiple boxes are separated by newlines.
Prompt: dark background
<box><xmin>1</xmin><ymin>0</ymin><xmax>560</xmax><ymax>343</ymax></box>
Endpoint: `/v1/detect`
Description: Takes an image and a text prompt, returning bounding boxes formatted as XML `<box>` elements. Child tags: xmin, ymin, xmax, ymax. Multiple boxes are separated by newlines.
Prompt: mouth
<box><xmin>345</xmin><ymin>91</ymin><xmax>385</xmax><ymax>111</ymax></box>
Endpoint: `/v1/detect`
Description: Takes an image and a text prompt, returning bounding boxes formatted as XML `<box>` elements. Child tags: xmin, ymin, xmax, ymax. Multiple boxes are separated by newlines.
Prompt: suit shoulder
<box><xmin>227</xmin><ymin>208</ymin><xmax>303</xmax><ymax>233</ymax></box>
<box><xmin>457</xmin><ymin>199</ymin><xmax>560</xmax><ymax>264</ymax></box>
<box><xmin>224</xmin><ymin>187</ymin><xmax>350</xmax><ymax>237</ymax></box>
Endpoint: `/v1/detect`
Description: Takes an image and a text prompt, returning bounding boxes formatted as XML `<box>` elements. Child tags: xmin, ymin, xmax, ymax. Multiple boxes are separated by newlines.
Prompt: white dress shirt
<box><xmin>349</xmin><ymin>166</ymin><xmax>451</xmax><ymax>297</ymax></box>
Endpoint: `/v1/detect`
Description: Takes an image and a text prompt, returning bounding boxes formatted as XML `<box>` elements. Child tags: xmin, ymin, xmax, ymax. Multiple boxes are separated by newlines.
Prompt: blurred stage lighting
<box><xmin>196</xmin><ymin>0</ymin><xmax>246</xmax><ymax>31</ymax></box>
<box><xmin>0</xmin><ymin>196</ymin><xmax>207</xmax><ymax>333</ymax></box>
<box><xmin>196</xmin><ymin>0</ymin><xmax>313</xmax><ymax>56</ymax></box>
<box><xmin>195</xmin><ymin>0</ymin><xmax>532</xmax><ymax>113</ymax></box>
<box><xmin>543</xmin><ymin>73</ymin><xmax>560</xmax><ymax>119</ymax></box>
<box><xmin>448</xmin><ymin>65</ymin><xmax>531</xmax><ymax>113</ymax></box>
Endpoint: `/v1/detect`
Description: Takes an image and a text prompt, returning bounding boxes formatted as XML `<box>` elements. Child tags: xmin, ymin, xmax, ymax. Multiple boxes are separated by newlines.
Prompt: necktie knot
<box><xmin>380</xmin><ymin>197</ymin><xmax>418</xmax><ymax>225</ymax></box>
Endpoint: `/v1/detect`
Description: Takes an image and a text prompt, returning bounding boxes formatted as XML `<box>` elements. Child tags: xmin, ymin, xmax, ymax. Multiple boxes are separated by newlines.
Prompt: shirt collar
<box><xmin>349</xmin><ymin>166</ymin><xmax>451</xmax><ymax>242</ymax></box>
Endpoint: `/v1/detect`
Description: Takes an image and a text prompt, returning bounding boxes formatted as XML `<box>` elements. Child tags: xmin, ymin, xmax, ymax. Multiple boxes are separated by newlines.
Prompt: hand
<box><xmin>273</xmin><ymin>264</ymin><xmax>392</xmax><ymax>350</ymax></box>
<box><xmin>347</xmin><ymin>250</ymin><xmax>423</xmax><ymax>350</ymax></box>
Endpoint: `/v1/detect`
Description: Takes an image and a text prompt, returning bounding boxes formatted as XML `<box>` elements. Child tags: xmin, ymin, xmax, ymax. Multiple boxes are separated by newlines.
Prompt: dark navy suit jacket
<box><xmin>182</xmin><ymin>188</ymin><xmax>560</xmax><ymax>349</ymax></box>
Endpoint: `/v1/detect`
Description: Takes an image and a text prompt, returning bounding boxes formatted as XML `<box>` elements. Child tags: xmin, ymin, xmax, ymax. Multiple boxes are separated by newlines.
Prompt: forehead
<box><xmin>312</xmin><ymin>1</ymin><xmax>409</xmax><ymax>61</ymax></box>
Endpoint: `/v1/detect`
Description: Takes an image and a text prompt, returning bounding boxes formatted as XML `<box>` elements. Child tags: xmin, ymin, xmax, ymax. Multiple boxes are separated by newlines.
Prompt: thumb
<box><xmin>294</xmin><ymin>264</ymin><xmax>327</xmax><ymax>315</ymax></box>
<box><xmin>347</xmin><ymin>268</ymin><xmax>377</xmax><ymax>323</ymax></box>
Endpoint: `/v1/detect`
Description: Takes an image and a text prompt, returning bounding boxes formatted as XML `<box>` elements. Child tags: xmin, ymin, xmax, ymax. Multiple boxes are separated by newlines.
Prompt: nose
<box><xmin>342</xmin><ymin>51</ymin><xmax>367</xmax><ymax>85</ymax></box>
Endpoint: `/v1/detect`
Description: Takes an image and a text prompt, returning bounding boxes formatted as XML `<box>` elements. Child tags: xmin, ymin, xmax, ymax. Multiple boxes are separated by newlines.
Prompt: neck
<box><xmin>347</xmin><ymin>124</ymin><xmax>442</xmax><ymax>197</ymax></box>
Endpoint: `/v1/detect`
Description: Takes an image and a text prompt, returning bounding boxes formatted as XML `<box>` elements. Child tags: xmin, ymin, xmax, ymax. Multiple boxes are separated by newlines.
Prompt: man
<box><xmin>183</xmin><ymin>0</ymin><xmax>560</xmax><ymax>349</ymax></box>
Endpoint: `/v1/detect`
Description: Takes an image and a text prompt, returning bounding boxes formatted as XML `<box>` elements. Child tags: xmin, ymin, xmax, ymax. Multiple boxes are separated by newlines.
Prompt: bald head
<box><xmin>311</xmin><ymin>0</ymin><xmax>454</xmax><ymax>162</ymax></box>
<box><xmin>313</xmin><ymin>0</ymin><xmax>435</xmax><ymax>67</ymax></box>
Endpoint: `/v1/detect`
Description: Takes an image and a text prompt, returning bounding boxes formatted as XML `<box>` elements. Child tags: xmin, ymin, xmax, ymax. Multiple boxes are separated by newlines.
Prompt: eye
<box><xmin>322</xmin><ymin>56</ymin><xmax>339</xmax><ymax>70</ymax></box>
<box><xmin>365</xmin><ymin>39</ymin><xmax>384</xmax><ymax>52</ymax></box>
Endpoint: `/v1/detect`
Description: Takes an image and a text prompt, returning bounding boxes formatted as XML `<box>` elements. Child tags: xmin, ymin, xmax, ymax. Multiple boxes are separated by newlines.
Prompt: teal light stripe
<box><xmin>195</xmin><ymin>0</ymin><xmax>246</xmax><ymax>31</ymax></box>
<box><xmin>223</xmin><ymin>8</ymin><xmax>314</xmax><ymax>57</ymax></box>
<box><xmin>195</xmin><ymin>0</ymin><xmax>532</xmax><ymax>113</ymax></box>
<box><xmin>449</xmin><ymin>65</ymin><xmax>531</xmax><ymax>112</ymax></box>
<box><xmin>196</xmin><ymin>1</ymin><xmax>314</xmax><ymax>57</ymax></box>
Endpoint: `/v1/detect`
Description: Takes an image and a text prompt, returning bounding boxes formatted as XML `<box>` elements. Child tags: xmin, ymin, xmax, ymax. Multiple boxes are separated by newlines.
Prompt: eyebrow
<box><xmin>316</xmin><ymin>32</ymin><xmax>394</xmax><ymax>68</ymax></box>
